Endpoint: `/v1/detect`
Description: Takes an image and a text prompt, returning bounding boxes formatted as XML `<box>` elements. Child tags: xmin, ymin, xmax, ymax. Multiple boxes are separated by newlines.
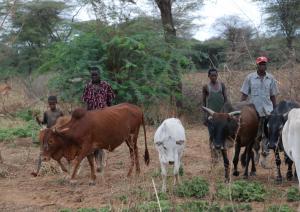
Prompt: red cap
<box><xmin>256</xmin><ymin>56</ymin><xmax>268</xmax><ymax>64</ymax></box>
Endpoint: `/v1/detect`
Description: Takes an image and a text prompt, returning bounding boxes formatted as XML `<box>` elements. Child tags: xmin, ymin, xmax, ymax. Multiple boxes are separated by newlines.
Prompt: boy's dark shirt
<box><xmin>42</xmin><ymin>109</ymin><xmax>63</xmax><ymax>128</ymax></box>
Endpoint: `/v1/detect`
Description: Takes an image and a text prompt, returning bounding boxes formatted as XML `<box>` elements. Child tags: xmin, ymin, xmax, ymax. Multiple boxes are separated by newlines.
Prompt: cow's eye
<box><xmin>48</xmin><ymin>139</ymin><xmax>54</xmax><ymax>145</ymax></box>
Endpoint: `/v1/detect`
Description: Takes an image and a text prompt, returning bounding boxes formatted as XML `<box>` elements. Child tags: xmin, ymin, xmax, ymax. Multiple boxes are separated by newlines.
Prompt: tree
<box><xmin>255</xmin><ymin>0</ymin><xmax>300</xmax><ymax>51</ymax></box>
<box><xmin>214</xmin><ymin>15</ymin><xmax>255</xmax><ymax>52</ymax></box>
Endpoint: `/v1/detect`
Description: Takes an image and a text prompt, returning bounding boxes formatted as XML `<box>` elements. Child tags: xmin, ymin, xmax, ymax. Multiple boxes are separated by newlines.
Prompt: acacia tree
<box><xmin>255</xmin><ymin>0</ymin><xmax>300</xmax><ymax>51</ymax></box>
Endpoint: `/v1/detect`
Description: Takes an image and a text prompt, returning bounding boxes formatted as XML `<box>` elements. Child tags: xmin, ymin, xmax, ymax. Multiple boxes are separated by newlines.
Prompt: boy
<box><xmin>202</xmin><ymin>68</ymin><xmax>228</xmax><ymax>115</ymax></box>
<box><xmin>36</xmin><ymin>95</ymin><xmax>63</xmax><ymax>128</ymax></box>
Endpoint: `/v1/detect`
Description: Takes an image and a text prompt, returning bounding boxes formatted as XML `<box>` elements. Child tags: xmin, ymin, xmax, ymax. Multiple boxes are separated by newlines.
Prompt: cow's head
<box><xmin>39</xmin><ymin>128</ymin><xmax>64</xmax><ymax>161</ymax></box>
<box><xmin>155</xmin><ymin>138</ymin><xmax>185</xmax><ymax>165</ymax></box>
<box><xmin>267</xmin><ymin>112</ymin><xmax>288</xmax><ymax>149</ymax></box>
<box><xmin>203</xmin><ymin>106</ymin><xmax>240</xmax><ymax>150</ymax></box>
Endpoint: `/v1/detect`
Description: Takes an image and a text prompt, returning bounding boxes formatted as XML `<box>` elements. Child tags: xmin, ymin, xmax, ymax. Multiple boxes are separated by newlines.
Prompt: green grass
<box><xmin>217</xmin><ymin>180</ymin><xmax>266</xmax><ymax>202</ymax></box>
<box><xmin>267</xmin><ymin>205</ymin><xmax>295</xmax><ymax>212</ymax></box>
<box><xmin>174</xmin><ymin>177</ymin><xmax>209</xmax><ymax>198</ymax></box>
<box><xmin>287</xmin><ymin>187</ymin><xmax>300</xmax><ymax>202</ymax></box>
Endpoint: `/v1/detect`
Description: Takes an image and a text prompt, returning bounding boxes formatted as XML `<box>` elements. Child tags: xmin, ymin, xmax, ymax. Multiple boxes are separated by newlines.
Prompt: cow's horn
<box><xmin>59</xmin><ymin>127</ymin><xmax>70</xmax><ymax>132</ymax></box>
<box><xmin>202</xmin><ymin>106</ymin><xmax>215</xmax><ymax>116</ymax></box>
<box><xmin>229</xmin><ymin>111</ymin><xmax>241</xmax><ymax>116</ymax></box>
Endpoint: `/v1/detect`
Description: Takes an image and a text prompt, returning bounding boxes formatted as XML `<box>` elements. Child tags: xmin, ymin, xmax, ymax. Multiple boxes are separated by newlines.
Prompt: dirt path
<box><xmin>0</xmin><ymin>125</ymin><xmax>299</xmax><ymax>211</ymax></box>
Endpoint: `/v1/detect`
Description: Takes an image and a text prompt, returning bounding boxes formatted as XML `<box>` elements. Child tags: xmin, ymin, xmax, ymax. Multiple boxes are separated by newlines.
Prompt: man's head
<box><xmin>208</xmin><ymin>68</ymin><xmax>218</xmax><ymax>84</ymax></box>
<box><xmin>89</xmin><ymin>67</ymin><xmax>101</xmax><ymax>84</ymax></box>
<box><xmin>48</xmin><ymin>96</ymin><xmax>57</xmax><ymax>111</ymax></box>
<box><xmin>256</xmin><ymin>56</ymin><xmax>268</xmax><ymax>76</ymax></box>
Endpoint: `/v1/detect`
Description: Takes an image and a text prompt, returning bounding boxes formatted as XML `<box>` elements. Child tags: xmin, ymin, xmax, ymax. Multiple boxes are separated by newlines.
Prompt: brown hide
<box><xmin>41</xmin><ymin>103</ymin><xmax>149</xmax><ymax>183</ymax></box>
<box><xmin>237</xmin><ymin>105</ymin><xmax>259</xmax><ymax>146</ymax></box>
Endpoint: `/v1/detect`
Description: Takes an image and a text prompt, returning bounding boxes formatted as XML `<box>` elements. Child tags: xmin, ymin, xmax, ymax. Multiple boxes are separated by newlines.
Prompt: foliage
<box><xmin>287</xmin><ymin>187</ymin><xmax>300</xmax><ymax>202</ymax></box>
<box><xmin>267</xmin><ymin>205</ymin><xmax>295</xmax><ymax>212</ymax></box>
<box><xmin>222</xmin><ymin>203</ymin><xmax>252</xmax><ymax>212</ymax></box>
<box><xmin>0</xmin><ymin>120</ymin><xmax>39</xmax><ymax>142</ymax></box>
<box><xmin>175</xmin><ymin>177</ymin><xmax>209</xmax><ymax>198</ymax></box>
<box><xmin>217</xmin><ymin>180</ymin><xmax>266</xmax><ymax>202</ymax></box>
<box><xmin>177</xmin><ymin>201</ymin><xmax>221</xmax><ymax>211</ymax></box>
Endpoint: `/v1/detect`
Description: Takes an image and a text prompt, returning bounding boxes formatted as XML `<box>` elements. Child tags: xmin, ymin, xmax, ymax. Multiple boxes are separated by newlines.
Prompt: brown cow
<box><xmin>203</xmin><ymin>102</ymin><xmax>259</xmax><ymax>182</ymax></box>
<box><xmin>40</xmin><ymin>103</ymin><xmax>150</xmax><ymax>184</ymax></box>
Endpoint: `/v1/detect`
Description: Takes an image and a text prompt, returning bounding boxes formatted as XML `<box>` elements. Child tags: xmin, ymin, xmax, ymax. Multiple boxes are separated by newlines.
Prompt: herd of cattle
<box><xmin>31</xmin><ymin>101</ymin><xmax>300</xmax><ymax>191</ymax></box>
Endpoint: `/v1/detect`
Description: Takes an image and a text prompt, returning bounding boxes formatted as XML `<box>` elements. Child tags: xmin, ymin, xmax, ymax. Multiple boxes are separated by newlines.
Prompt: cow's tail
<box><xmin>142</xmin><ymin>114</ymin><xmax>150</xmax><ymax>166</ymax></box>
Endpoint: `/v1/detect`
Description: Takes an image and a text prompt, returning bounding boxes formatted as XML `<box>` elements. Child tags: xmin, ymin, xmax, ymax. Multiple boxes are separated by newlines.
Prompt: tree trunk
<box><xmin>155</xmin><ymin>0</ymin><xmax>176</xmax><ymax>42</ymax></box>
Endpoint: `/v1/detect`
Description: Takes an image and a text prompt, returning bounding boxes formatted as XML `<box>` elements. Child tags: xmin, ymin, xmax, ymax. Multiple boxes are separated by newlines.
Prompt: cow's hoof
<box><xmin>89</xmin><ymin>181</ymin><xmax>96</xmax><ymax>186</ymax></box>
<box><xmin>275</xmin><ymin>176</ymin><xmax>283</xmax><ymax>183</ymax></box>
<box><xmin>250</xmin><ymin>171</ymin><xmax>256</xmax><ymax>176</ymax></box>
<box><xmin>233</xmin><ymin>171</ymin><xmax>239</xmax><ymax>176</ymax></box>
<box><xmin>243</xmin><ymin>175</ymin><xmax>249</xmax><ymax>179</ymax></box>
<box><xmin>31</xmin><ymin>172</ymin><xmax>37</xmax><ymax>177</ymax></box>
<box><xmin>286</xmin><ymin>172</ymin><xmax>293</xmax><ymax>181</ymax></box>
<box><xmin>70</xmin><ymin>180</ymin><xmax>77</xmax><ymax>185</ymax></box>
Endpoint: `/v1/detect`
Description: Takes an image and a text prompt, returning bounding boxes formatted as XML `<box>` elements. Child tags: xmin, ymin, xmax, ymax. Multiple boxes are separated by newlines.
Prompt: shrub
<box><xmin>77</xmin><ymin>208</ymin><xmax>98</xmax><ymax>212</ymax></box>
<box><xmin>267</xmin><ymin>205</ymin><xmax>294</xmax><ymax>212</ymax></box>
<box><xmin>217</xmin><ymin>180</ymin><xmax>266</xmax><ymax>202</ymax></box>
<box><xmin>287</xmin><ymin>187</ymin><xmax>300</xmax><ymax>202</ymax></box>
<box><xmin>177</xmin><ymin>201</ymin><xmax>221</xmax><ymax>211</ymax></box>
<box><xmin>175</xmin><ymin>177</ymin><xmax>209</xmax><ymax>198</ymax></box>
<box><xmin>222</xmin><ymin>203</ymin><xmax>252</xmax><ymax>212</ymax></box>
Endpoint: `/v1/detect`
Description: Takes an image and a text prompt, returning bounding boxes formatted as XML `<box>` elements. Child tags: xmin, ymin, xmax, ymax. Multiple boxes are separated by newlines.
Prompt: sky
<box><xmin>76</xmin><ymin>0</ymin><xmax>263</xmax><ymax>41</ymax></box>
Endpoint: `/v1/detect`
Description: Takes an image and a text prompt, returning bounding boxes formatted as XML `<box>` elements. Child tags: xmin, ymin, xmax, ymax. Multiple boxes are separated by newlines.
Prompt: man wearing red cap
<box><xmin>240</xmin><ymin>56</ymin><xmax>279</xmax><ymax>163</ymax></box>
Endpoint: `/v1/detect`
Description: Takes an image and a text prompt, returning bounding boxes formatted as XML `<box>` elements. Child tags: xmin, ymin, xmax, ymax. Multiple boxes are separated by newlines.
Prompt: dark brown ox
<box><xmin>40</xmin><ymin>103</ymin><xmax>150</xmax><ymax>184</ymax></box>
<box><xmin>203</xmin><ymin>103</ymin><xmax>259</xmax><ymax>182</ymax></box>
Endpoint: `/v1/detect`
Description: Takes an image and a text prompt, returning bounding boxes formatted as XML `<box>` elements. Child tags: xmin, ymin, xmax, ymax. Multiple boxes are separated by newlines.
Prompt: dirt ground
<box><xmin>0</xmin><ymin>124</ymin><xmax>300</xmax><ymax>212</ymax></box>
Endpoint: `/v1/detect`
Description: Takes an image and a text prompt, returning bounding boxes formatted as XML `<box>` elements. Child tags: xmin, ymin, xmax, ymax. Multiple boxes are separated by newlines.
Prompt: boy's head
<box><xmin>208</xmin><ymin>68</ymin><xmax>218</xmax><ymax>83</ymax></box>
<box><xmin>48</xmin><ymin>96</ymin><xmax>57</xmax><ymax>111</ymax></box>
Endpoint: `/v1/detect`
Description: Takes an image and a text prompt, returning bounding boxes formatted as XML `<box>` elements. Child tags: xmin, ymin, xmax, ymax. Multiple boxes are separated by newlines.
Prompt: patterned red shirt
<box><xmin>82</xmin><ymin>81</ymin><xmax>115</xmax><ymax>110</ymax></box>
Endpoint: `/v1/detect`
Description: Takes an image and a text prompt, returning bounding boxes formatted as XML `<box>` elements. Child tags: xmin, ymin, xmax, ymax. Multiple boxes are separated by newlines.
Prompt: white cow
<box><xmin>154</xmin><ymin>118</ymin><xmax>186</xmax><ymax>192</ymax></box>
<box><xmin>282</xmin><ymin>108</ymin><xmax>300</xmax><ymax>187</ymax></box>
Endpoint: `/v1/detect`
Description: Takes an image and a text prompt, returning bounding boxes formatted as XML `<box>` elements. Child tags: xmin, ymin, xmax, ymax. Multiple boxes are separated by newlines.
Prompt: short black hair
<box><xmin>48</xmin><ymin>95</ymin><xmax>57</xmax><ymax>103</ymax></box>
<box><xmin>88</xmin><ymin>66</ymin><xmax>100</xmax><ymax>73</ymax></box>
<box><xmin>208</xmin><ymin>68</ymin><xmax>218</xmax><ymax>76</ymax></box>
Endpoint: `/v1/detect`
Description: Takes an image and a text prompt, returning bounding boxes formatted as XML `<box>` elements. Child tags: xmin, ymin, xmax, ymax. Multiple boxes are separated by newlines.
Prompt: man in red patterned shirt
<box><xmin>82</xmin><ymin>67</ymin><xmax>115</xmax><ymax>110</ymax></box>
<box><xmin>82</xmin><ymin>66</ymin><xmax>115</xmax><ymax>172</ymax></box>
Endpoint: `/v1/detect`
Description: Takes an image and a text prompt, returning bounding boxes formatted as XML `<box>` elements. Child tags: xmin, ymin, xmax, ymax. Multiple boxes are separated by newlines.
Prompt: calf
<box><xmin>266</xmin><ymin>100</ymin><xmax>299</xmax><ymax>181</ymax></box>
<box><xmin>282</xmin><ymin>108</ymin><xmax>300</xmax><ymax>187</ymax></box>
<box><xmin>154</xmin><ymin>118</ymin><xmax>186</xmax><ymax>192</ymax></box>
<box><xmin>203</xmin><ymin>103</ymin><xmax>259</xmax><ymax>182</ymax></box>
<box><xmin>40</xmin><ymin>103</ymin><xmax>150</xmax><ymax>184</ymax></box>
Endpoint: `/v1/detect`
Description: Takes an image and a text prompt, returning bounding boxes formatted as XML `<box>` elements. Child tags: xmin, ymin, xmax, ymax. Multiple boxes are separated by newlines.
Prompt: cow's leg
<box><xmin>285</xmin><ymin>153</ymin><xmax>294</xmax><ymax>181</ymax></box>
<box><xmin>125</xmin><ymin>139</ymin><xmax>135</xmax><ymax>177</ymax></box>
<box><xmin>133</xmin><ymin>129</ymin><xmax>141</xmax><ymax>175</ymax></box>
<box><xmin>274</xmin><ymin>149</ymin><xmax>283</xmax><ymax>182</ymax></box>
<box><xmin>87</xmin><ymin>154</ymin><xmax>96</xmax><ymax>185</ymax></box>
<box><xmin>221</xmin><ymin>150</ymin><xmax>230</xmax><ymax>183</ymax></box>
<box><xmin>243</xmin><ymin>144</ymin><xmax>254</xmax><ymax>179</ymax></box>
<box><xmin>31</xmin><ymin>154</ymin><xmax>42</xmax><ymax>177</ymax></box>
<box><xmin>94</xmin><ymin>149</ymin><xmax>105</xmax><ymax>173</ymax></box>
<box><xmin>233</xmin><ymin>143</ymin><xmax>241</xmax><ymax>176</ymax></box>
<box><xmin>57</xmin><ymin>159</ymin><xmax>68</xmax><ymax>173</ymax></box>
<box><xmin>173</xmin><ymin>154</ymin><xmax>181</xmax><ymax>186</ymax></box>
<box><xmin>70</xmin><ymin>146</ymin><xmax>91</xmax><ymax>184</ymax></box>
<box><xmin>250</xmin><ymin>149</ymin><xmax>256</xmax><ymax>176</ymax></box>
<box><xmin>160</xmin><ymin>162</ymin><xmax>168</xmax><ymax>192</ymax></box>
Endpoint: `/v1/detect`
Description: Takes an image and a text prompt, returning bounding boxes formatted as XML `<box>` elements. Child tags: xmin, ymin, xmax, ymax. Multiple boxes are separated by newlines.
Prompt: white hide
<box><xmin>282</xmin><ymin>108</ymin><xmax>300</xmax><ymax>187</ymax></box>
<box><xmin>154</xmin><ymin>118</ymin><xmax>186</xmax><ymax>192</ymax></box>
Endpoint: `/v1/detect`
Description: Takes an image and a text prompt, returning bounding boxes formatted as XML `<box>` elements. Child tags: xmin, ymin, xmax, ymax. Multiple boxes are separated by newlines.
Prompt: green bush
<box><xmin>175</xmin><ymin>177</ymin><xmax>209</xmax><ymax>198</ymax></box>
<box><xmin>267</xmin><ymin>205</ymin><xmax>295</xmax><ymax>212</ymax></box>
<box><xmin>287</xmin><ymin>187</ymin><xmax>300</xmax><ymax>202</ymax></box>
<box><xmin>15</xmin><ymin>109</ymin><xmax>37</xmax><ymax>121</ymax></box>
<box><xmin>0</xmin><ymin>120</ymin><xmax>39</xmax><ymax>142</ymax></box>
<box><xmin>222</xmin><ymin>203</ymin><xmax>252</xmax><ymax>212</ymax></box>
<box><xmin>217</xmin><ymin>180</ymin><xmax>266</xmax><ymax>202</ymax></box>
<box><xmin>77</xmin><ymin>208</ymin><xmax>98</xmax><ymax>212</ymax></box>
<box><xmin>177</xmin><ymin>201</ymin><xmax>221</xmax><ymax>212</ymax></box>
<box><xmin>131</xmin><ymin>200</ymin><xmax>171</xmax><ymax>212</ymax></box>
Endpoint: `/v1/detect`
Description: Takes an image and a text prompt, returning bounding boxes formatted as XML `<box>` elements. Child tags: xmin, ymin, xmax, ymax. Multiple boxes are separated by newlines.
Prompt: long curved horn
<box><xmin>52</xmin><ymin>127</ymin><xmax>70</xmax><ymax>134</ymax></box>
<box><xmin>229</xmin><ymin>111</ymin><xmax>241</xmax><ymax>116</ymax></box>
<box><xmin>202</xmin><ymin>106</ymin><xmax>215</xmax><ymax>116</ymax></box>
